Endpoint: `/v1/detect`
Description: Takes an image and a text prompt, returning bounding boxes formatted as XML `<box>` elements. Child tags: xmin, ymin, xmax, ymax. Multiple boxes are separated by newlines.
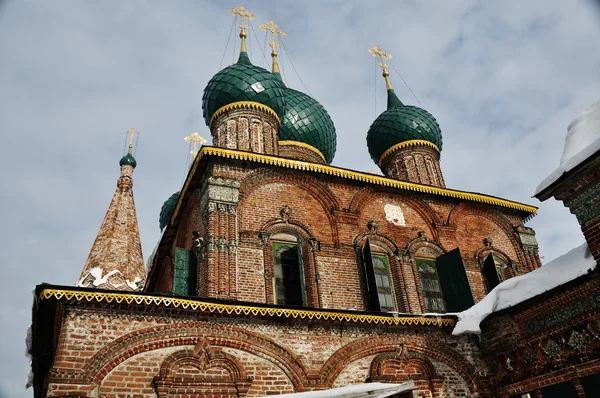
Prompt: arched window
<box><xmin>363</xmin><ymin>239</ymin><xmax>396</xmax><ymax>313</ymax></box>
<box><xmin>271</xmin><ymin>233</ymin><xmax>305</xmax><ymax>306</ymax></box>
<box><xmin>416</xmin><ymin>257</ymin><xmax>446</xmax><ymax>313</ymax></box>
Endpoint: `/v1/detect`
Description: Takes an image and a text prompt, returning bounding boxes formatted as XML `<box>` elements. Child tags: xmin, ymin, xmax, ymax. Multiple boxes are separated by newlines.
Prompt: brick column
<box><xmin>571</xmin><ymin>377</ymin><xmax>586</xmax><ymax>397</ymax></box>
<box><xmin>200</xmin><ymin>177</ymin><xmax>240</xmax><ymax>299</ymax></box>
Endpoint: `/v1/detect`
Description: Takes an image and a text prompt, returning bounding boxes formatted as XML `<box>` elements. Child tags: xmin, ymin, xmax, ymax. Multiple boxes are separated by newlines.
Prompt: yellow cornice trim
<box><xmin>278</xmin><ymin>140</ymin><xmax>327</xmax><ymax>163</ymax></box>
<box><xmin>194</xmin><ymin>147</ymin><xmax>537</xmax><ymax>215</ymax></box>
<box><xmin>38</xmin><ymin>288</ymin><xmax>455</xmax><ymax>327</ymax></box>
<box><xmin>379</xmin><ymin>140</ymin><xmax>440</xmax><ymax>165</ymax></box>
<box><xmin>210</xmin><ymin>101</ymin><xmax>280</xmax><ymax>125</ymax></box>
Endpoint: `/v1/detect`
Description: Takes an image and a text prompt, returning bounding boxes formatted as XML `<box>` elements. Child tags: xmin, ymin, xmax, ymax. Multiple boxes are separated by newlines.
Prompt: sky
<box><xmin>1</xmin><ymin>1</ymin><xmax>599</xmax><ymax>396</ymax></box>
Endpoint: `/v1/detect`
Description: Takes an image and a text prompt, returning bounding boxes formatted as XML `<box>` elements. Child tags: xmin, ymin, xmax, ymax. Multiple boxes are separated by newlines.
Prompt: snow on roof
<box><xmin>535</xmin><ymin>100</ymin><xmax>600</xmax><ymax>195</ymax></box>
<box><xmin>272</xmin><ymin>381</ymin><xmax>414</xmax><ymax>398</ymax></box>
<box><xmin>452</xmin><ymin>243</ymin><xmax>596</xmax><ymax>335</ymax></box>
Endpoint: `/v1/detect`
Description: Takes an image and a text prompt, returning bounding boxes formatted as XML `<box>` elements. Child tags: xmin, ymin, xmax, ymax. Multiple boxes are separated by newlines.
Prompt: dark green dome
<box><xmin>202</xmin><ymin>52</ymin><xmax>286</xmax><ymax>125</ymax></box>
<box><xmin>367</xmin><ymin>89</ymin><xmax>442</xmax><ymax>164</ymax></box>
<box><xmin>119</xmin><ymin>153</ymin><xmax>137</xmax><ymax>168</ymax></box>
<box><xmin>159</xmin><ymin>192</ymin><xmax>179</xmax><ymax>231</ymax></box>
<box><xmin>279</xmin><ymin>88</ymin><xmax>337</xmax><ymax>163</ymax></box>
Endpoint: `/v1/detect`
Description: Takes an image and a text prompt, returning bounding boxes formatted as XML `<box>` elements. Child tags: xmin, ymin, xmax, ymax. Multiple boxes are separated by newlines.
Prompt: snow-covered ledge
<box><xmin>453</xmin><ymin>243</ymin><xmax>596</xmax><ymax>335</ymax></box>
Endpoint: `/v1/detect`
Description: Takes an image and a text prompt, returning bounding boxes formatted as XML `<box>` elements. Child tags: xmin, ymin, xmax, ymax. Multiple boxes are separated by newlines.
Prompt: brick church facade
<box><xmin>30</xmin><ymin>10</ymin><xmax>600</xmax><ymax>398</ymax></box>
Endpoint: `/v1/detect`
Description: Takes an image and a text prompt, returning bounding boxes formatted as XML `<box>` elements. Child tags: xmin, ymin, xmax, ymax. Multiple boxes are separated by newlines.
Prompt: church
<box><xmin>29</xmin><ymin>6</ymin><xmax>600</xmax><ymax>398</ymax></box>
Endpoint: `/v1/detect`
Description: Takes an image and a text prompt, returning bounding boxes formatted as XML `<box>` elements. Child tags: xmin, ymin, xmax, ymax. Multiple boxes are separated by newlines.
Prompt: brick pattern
<box><xmin>77</xmin><ymin>163</ymin><xmax>145</xmax><ymax>291</ymax></box>
<box><xmin>44</xmin><ymin>306</ymin><xmax>483</xmax><ymax>397</ymax></box>
<box><xmin>278</xmin><ymin>143</ymin><xmax>326</xmax><ymax>164</ymax></box>
<box><xmin>381</xmin><ymin>145</ymin><xmax>445</xmax><ymax>188</ymax></box>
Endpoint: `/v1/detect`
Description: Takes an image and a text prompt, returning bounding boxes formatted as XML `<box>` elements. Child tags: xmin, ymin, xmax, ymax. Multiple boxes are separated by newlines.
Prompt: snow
<box><xmin>77</xmin><ymin>268</ymin><xmax>124</xmax><ymax>288</ymax></box>
<box><xmin>535</xmin><ymin>100</ymin><xmax>600</xmax><ymax>195</ymax></box>
<box><xmin>272</xmin><ymin>381</ymin><xmax>414</xmax><ymax>398</ymax></box>
<box><xmin>453</xmin><ymin>243</ymin><xmax>596</xmax><ymax>335</ymax></box>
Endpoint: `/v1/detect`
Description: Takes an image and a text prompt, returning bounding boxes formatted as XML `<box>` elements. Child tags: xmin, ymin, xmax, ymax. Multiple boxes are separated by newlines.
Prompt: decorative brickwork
<box><xmin>211</xmin><ymin>104</ymin><xmax>280</xmax><ymax>156</ymax></box>
<box><xmin>380</xmin><ymin>141</ymin><xmax>445</xmax><ymax>188</ymax></box>
<box><xmin>278</xmin><ymin>141</ymin><xmax>327</xmax><ymax>164</ymax></box>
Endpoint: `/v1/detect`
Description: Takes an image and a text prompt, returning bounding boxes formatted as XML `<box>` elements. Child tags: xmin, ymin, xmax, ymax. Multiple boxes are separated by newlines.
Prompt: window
<box><xmin>272</xmin><ymin>235</ymin><xmax>305</xmax><ymax>306</ymax></box>
<box><xmin>416</xmin><ymin>258</ymin><xmax>446</xmax><ymax>312</ymax></box>
<box><xmin>363</xmin><ymin>239</ymin><xmax>396</xmax><ymax>312</ymax></box>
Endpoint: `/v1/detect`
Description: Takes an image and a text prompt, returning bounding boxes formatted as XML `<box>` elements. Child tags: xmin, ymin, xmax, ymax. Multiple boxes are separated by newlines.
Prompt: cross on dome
<box><xmin>369</xmin><ymin>45</ymin><xmax>394</xmax><ymax>90</ymax></box>
<box><xmin>126</xmin><ymin>128</ymin><xmax>140</xmax><ymax>154</ymax></box>
<box><xmin>230</xmin><ymin>5</ymin><xmax>255</xmax><ymax>53</ymax></box>
<box><xmin>260</xmin><ymin>20</ymin><xmax>286</xmax><ymax>75</ymax></box>
<box><xmin>184</xmin><ymin>132</ymin><xmax>207</xmax><ymax>158</ymax></box>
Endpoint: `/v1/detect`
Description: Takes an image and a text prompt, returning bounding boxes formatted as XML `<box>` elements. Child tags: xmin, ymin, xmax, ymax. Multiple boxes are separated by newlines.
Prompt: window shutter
<box><xmin>174</xmin><ymin>248</ymin><xmax>195</xmax><ymax>296</ymax></box>
<box><xmin>295</xmin><ymin>240</ymin><xmax>307</xmax><ymax>306</ymax></box>
<box><xmin>436</xmin><ymin>248</ymin><xmax>474</xmax><ymax>312</ymax></box>
<box><xmin>483</xmin><ymin>253</ymin><xmax>501</xmax><ymax>291</ymax></box>
<box><xmin>363</xmin><ymin>239</ymin><xmax>381</xmax><ymax>311</ymax></box>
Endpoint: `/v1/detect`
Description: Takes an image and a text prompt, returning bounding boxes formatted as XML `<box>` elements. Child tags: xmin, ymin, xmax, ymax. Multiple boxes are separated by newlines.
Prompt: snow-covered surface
<box><xmin>535</xmin><ymin>100</ymin><xmax>600</xmax><ymax>195</ymax></box>
<box><xmin>453</xmin><ymin>243</ymin><xmax>596</xmax><ymax>335</ymax></box>
<box><xmin>272</xmin><ymin>381</ymin><xmax>414</xmax><ymax>398</ymax></box>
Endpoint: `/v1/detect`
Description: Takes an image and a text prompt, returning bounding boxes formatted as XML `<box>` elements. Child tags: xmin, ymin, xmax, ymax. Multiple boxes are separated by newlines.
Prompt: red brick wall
<box><xmin>158</xmin><ymin>159</ymin><xmax>536</xmax><ymax>313</ymax></box>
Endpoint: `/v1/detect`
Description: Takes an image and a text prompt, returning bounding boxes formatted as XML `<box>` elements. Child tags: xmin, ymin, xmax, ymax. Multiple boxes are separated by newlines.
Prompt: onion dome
<box><xmin>367</xmin><ymin>88</ymin><xmax>442</xmax><ymax>165</ymax></box>
<box><xmin>279</xmin><ymin>87</ymin><xmax>337</xmax><ymax>164</ymax></box>
<box><xmin>119</xmin><ymin>153</ymin><xmax>137</xmax><ymax>168</ymax></box>
<box><xmin>202</xmin><ymin>51</ymin><xmax>287</xmax><ymax>126</ymax></box>
<box><xmin>159</xmin><ymin>192</ymin><xmax>179</xmax><ymax>231</ymax></box>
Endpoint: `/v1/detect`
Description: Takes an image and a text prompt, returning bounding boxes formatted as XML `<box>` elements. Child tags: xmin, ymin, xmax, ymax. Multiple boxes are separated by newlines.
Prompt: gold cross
<box><xmin>184</xmin><ymin>132</ymin><xmax>207</xmax><ymax>158</ymax></box>
<box><xmin>125</xmin><ymin>128</ymin><xmax>139</xmax><ymax>154</ymax></box>
<box><xmin>259</xmin><ymin>20</ymin><xmax>286</xmax><ymax>55</ymax></box>
<box><xmin>230</xmin><ymin>5</ymin><xmax>255</xmax><ymax>52</ymax></box>
<box><xmin>369</xmin><ymin>45</ymin><xmax>393</xmax><ymax>90</ymax></box>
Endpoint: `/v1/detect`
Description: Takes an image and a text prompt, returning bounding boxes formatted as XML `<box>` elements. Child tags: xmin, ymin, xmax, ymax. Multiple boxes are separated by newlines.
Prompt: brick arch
<box><xmin>239</xmin><ymin>169</ymin><xmax>340</xmax><ymax>244</ymax></box>
<box><xmin>447</xmin><ymin>203</ymin><xmax>525</xmax><ymax>265</ymax></box>
<box><xmin>369</xmin><ymin>347</ymin><xmax>438</xmax><ymax>382</ymax></box>
<box><xmin>84</xmin><ymin>323</ymin><xmax>307</xmax><ymax>390</ymax></box>
<box><xmin>348</xmin><ymin>187</ymin><xmax>443</xmax><ymax>234</ymax></box>
<box><xmin>153</xmin><ymin>341</ymin><xmax>253</xmax><ymax>397</ymax></box>
<box><xmin>318</xmin><ymin>335</ymin><xmax>479</xmax><ymax>393</ymax></box>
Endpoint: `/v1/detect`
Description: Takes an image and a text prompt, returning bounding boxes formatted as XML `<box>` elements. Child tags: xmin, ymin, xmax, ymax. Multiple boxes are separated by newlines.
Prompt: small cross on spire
<box><xmin>260</xmin><ymin>20</ymin><xmax>286</xmax><ymax>74</ymax></box>
<box><xmin>184</xmin><ymin>132</ymin><xmax>207</xmax><ymax>158</ymax></box>
<box><xmin>126</xmin><ymin>128</ymin><xmax>140</xmax><ymax>154</ymax></box>
<box><xmin>230</xmin><ymin>5</ymin><xmax>255</xmax><ymax>53</ymax></box>
<box><xmin>369</xmin><ymin>45</ymin><xmax>393</xmax><ymax>90</ymax></box>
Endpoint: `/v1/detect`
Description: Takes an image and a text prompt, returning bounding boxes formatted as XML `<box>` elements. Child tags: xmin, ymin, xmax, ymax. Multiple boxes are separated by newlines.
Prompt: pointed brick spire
<box><xmin>77</xmin><ymin>135</ymin><xmax>145</xmax><ymax>291</ymax></box>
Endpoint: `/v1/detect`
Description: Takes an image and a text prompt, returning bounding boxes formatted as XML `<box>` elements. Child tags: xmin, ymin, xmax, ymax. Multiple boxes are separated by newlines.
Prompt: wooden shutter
<box><xmin>174</xmin><ymin>248</ymin><xmax>194</xmax><ymax>296</ymax></box>
<box><xmin>483</xmin><ymin>253</ymin><xmax>501</xmax><ymax>291</ymax></box>
<box><xmin>436</xmin><ymin>248</ymin><xmax>474</xmax><ymax>312</ymax></box>
<box><xmin>295</xmin><ymin>240</ymin><xmax>307</xmax><ymax>306</ymax></box>
<box><xmin>363</xmin><ymin>239</ymin><xmax>381</xmax><ymax>311</ymax></box>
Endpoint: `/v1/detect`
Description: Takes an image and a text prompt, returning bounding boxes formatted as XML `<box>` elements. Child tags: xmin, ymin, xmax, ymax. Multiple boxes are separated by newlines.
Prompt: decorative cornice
<box><xmin>38</xmin><ymin>288</ymin><xmax>455</xmax><ymax>327</ymax></box>
<box><xmin>210</xmin><ymin>101</ymin><xmax>280</xmax><ymax>125</ymax></box>
<box><xmin>278</xmin><ymin>140</ymin><xmax>327</xmax><ymax>163</ymax></box>
<box><xmin>379</xmin><ymin>140</ymin><xmax>440</xmax><ymax>165</ymax></box>
<box><xmin>191</xmin><ymin>147</ymin><xmax>537</xmax><ymax>215</ymax></box>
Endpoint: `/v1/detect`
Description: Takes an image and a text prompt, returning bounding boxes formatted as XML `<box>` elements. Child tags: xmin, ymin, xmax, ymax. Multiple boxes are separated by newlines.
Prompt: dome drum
<box><xmin>379</xmin><ymin>140</ymin><xmax>445</xmax><ymax>187</ymax></box>
<box><xmin>278</xmin><ymin>141</ymin><xmax>327</xmax><ymax>164</ymax></box>
<box><xmin>211</xmin><ymin>102</ymin><xmax>280</xmax><ymax>155</ymax></box>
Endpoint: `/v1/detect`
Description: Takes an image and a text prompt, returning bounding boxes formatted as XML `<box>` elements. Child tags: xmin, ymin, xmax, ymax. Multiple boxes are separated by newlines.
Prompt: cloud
<box><xmin>1</xmin><ymin>1</ymin><xmax>599</xmax><ymax>396</ymax></box>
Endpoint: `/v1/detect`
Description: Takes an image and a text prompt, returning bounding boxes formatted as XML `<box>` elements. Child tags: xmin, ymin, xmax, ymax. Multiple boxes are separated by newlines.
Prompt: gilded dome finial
<box><xmin>368</xmin><ymin>45</ymin><xmax>393</xmax><ymax>91</ymax></box>
<box><xmin>230</xmin><ymin>5</ymin><xmax>255</xmax><ymax>54</ymax></box>
<box><xmin>184</xmin><ymin>132</ymin><xmax>207</xmax><ymax>158</ymax></box>
<box><xmin>259</xmin><ymin>20</ymin><xmax>286</xmax><ymax>76</ymax></box>
<box><xmin>125</xmin><ymin>128</ymin><xmax>139</xmax><ymax>155</ymax></box>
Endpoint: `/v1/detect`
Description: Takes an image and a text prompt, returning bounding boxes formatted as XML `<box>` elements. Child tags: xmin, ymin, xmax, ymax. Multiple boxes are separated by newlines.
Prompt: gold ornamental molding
<box><xmin>189</xmin><ymin>146</ymin><xmax>537</xmax><ymax>215</ymax></box>
<box><xmin>278</xmin><ymin>140</ymin><xmax>327</xmax><ymax>163</ymax></box>
<box><xmin>210</xmin><ymin>101</ymin><xmax>281</xmax><ymax>125</ymax></box>
<box><xmin>379</xmin><ymin>140</ymin><xmax>440</xmax><ymax>165</ymax></box>
<box><xmin>38</xmin><ymin>289</ymin><xmax>455</xmax><ymax>327</ymax></box>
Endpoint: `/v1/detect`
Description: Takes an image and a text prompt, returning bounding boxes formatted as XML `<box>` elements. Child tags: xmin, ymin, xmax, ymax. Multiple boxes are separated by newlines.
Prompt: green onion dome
<box><xmin>202</xmin><ymin>52</ymin><xmax>287</xmax><ymax>125</ymax></box>
<box><xmin>279</xmin><ymin>87</ymin><xmax>337</xmax><ymax>164</ymax></box>
<box><xmin>367</xmin><ymin>89</ymin><xmax>442</xmax><ymax>164</ymax></box>
<box><xmin>159</xmin><ymin>192</ymin><xmax>179</xmax><ymax>231</ymax></box>
<box><xmin>119</xmin><ymin>153</ymin><xmax>137</xmax><ymax>168</ymax></box>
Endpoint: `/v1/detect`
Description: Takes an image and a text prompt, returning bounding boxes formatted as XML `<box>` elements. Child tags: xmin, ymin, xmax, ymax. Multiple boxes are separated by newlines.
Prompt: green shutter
<box><xmin>483</xmin><ymin>254</ymin><xmax>501</xmax><ymax>291</ymax></box>
<box><xmin>436</xmin><ymin>248</ymin><xmax>474</xmax><ymax>312</ymax></box>
<box><xmin>296</xmin><ymin>241</ymin><xmax>307</xmax><ymax>306</ymax></box>
<box><xmin>363</xmin><ymin>239</ymin><xmax>381</xmax><ymax>311</ymax></box>
<box><xmin>174</xmin><ymin>248</ymin><xmax>195</xmax><ymax>296</ymax></box>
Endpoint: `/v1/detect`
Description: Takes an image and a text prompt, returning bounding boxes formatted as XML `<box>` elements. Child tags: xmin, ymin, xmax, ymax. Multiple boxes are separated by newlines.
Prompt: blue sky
<box><xmin>1</xmin><ymin>1</ymin><xmax>599</xmax><ymax>396</ymax></box>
